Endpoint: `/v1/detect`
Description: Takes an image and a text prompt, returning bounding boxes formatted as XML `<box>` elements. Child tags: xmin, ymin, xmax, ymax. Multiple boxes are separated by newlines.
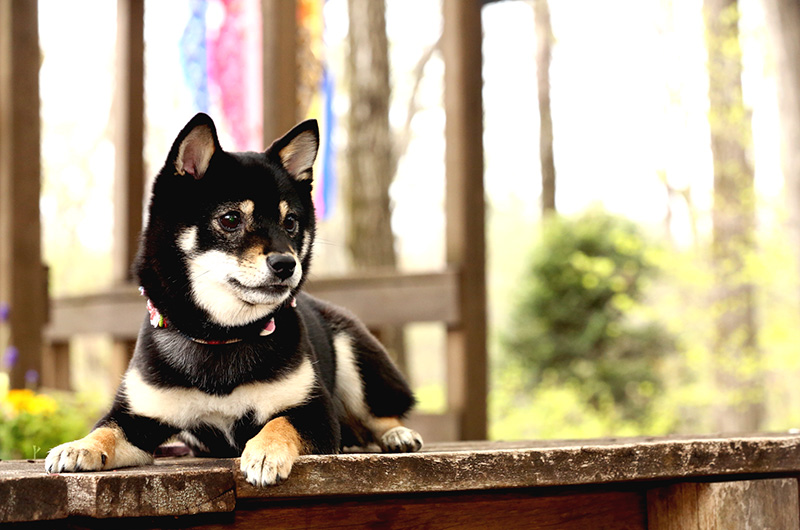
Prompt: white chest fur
<box><xmin>122</xmin><ymin>359</ymin><xmax>315</xmax><ymax>440</ymax></box>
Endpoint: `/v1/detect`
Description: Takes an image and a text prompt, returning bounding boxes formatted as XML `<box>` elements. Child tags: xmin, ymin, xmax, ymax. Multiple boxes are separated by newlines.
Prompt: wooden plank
<box><xmin>442</xmin><ymin>0</ymin><xmax>487</xmax><ymax>440</ymax></box>
<box><xmin>224</xmin><ymin>490</ymin><xmax>646</xmax><ymax>530</ymax></box>
<box><xmin>5</xmin><ymin>436</ymin><xmax>800</xmax><ymax>523</ymax></box>
<box><xmin>0</xmin><ymin>0</ymin><xmax>45</xmax><ymax>389</ymax></box>
<box><xmin>45</xmin><ymin>272</ymin><xmax>459</xmax><ymax>341</ymax></box>
<box><xmin>112</xmin><ymin>0</ymin><xmax>145</xmax><ymax>283</ymax></box>
<box><xmin>647</xmin><ymin>478</ymin><xmax>799</xmax><ymax>530</ymax></box>
<box><xmin>41</xmin><ymin>341</ymin><xmax>71</xmax><ymax>391</ymax></box>
<box><xmin>262</xmin><ymin>0</ymin><xmax>297</xmax><ymax>144</ymax></box>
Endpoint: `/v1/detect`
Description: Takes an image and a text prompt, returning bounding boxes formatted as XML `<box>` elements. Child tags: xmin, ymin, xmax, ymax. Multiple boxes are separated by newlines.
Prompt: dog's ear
<box><xmin>170</xmin><ymin>113</ymin><xmax>220</xmax><ymax>180</ymax></box>
<box><xmin>266</xmin><ymin>119</ymin><xmax>319</xmax><ymax>182</ymax></box>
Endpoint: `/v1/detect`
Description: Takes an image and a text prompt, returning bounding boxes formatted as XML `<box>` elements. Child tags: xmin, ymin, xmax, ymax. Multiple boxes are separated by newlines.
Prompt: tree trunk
<box><xmin>703</xmin><ymin>0</ymin><xmax>763</xmax><ymax>432</ymax></box>
<box><xmin>345</xmin><ymin>0</ymin><xmax>396</xmax><ymax>270</ymax></box>
<box><xmin>762</xmin><ymin>0</ymin><xmax>800</xmax><ymax>305</ymax></box>
<box><xmin>534</xmin><ymin>0</ymin><xmax>556</xmax><ymax>217</ymax></box>
<box><xmin>345</xmin><ymin>0</ymin><xmax>405</xmax><ymax>368</ymax></box>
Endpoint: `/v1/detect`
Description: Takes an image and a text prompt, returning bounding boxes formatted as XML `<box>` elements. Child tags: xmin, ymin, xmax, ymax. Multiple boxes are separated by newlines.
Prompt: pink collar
<box><xmin>140</xmin><ymin>287</ymin><xmax>295</xmax><ymax>345</ymax></box>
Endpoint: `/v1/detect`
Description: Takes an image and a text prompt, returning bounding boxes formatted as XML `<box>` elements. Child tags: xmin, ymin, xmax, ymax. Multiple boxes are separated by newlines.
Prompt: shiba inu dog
<box><xmin>45</xmin><ymin>113</ymin><xmax>422</xmax><ymax>486</ymax></box>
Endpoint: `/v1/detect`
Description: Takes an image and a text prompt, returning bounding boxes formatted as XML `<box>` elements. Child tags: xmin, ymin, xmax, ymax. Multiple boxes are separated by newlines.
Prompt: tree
<box><xmin>344</xmin><ymin>0</ymin><xmax>405</xmax><ymax>367</ymax></box>
<box><xmin>762</xmin><ymin>0</ymin><xmax>800</xmax><ymax>302</ymax></box>
<box><xmin>534</xmin><ymin>0</ymin><xmax>556</xmax><ymax>217</ymax></box>
<box><xmin>703</xmin><ymin>0</ymin><xmax>762</xmax><ymax>432</ymax></box>
<box><xmin>345</xmin><ymin>0</ymin><xmax>395</xmax><ymax>270</ymax></box>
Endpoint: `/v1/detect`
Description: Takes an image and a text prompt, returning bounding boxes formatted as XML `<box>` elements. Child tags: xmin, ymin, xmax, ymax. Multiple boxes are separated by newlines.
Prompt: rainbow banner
<box><xmin>179</xmin><ymin>0</ymin><xmax>334</xmax><ymax>218</ymax></box>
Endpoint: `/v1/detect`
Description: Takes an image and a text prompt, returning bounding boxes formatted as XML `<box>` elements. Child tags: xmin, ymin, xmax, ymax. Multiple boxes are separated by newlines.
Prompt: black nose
<box><xmin>267</xmin><ymin>254</ymin><xmax>296</xmax><ymax>281</ymax></box>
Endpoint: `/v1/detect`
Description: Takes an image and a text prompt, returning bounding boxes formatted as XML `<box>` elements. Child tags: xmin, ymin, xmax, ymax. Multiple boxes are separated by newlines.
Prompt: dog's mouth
<box><xmin>228</xmin><ymin>278</ymin><xmax>292</xmax><ymax>305</ymax></box>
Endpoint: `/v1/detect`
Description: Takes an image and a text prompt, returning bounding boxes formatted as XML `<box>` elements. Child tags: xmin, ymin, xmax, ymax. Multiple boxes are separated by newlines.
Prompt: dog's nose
<box><xmin>267</xmin><ymin>254</ymin><xmax>296</xmax><ymax>281</ymax></box>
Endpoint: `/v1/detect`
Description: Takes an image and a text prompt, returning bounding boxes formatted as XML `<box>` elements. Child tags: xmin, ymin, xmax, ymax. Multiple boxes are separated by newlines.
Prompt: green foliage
<box><xmin>0</xmin><ymin>389</ymin><xmax>100</xmax><ymax>460</ymax></box>
<box><xmin>504</xmin><ymin>209</ymin><xmax>675</xmax><ymax>422</ymax></box>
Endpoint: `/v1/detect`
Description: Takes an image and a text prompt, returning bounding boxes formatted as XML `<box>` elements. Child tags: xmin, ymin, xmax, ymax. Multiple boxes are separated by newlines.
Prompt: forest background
<box><xmin>4</xmin><ymin>0</ymin><xmax>800</xmax><ymax>458</ymax></box>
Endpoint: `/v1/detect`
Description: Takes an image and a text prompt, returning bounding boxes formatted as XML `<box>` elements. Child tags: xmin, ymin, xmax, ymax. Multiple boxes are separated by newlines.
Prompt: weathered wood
<box><xmin>41</xmin><ymin>341</ymin><xmax>71</xmax><ymax>391</ymax></box>
<box><xmin>228</xmin><ymin>490</ymin><xmax>647</xmax><ymax>530</ymax></box>
<box><xmin>3</xmin><ymin>436</ymin><xmax>800</xmax><ymax>524</ymax></box>
<box><xmin>647</xmin><ymin>478</ymin><xmax>799</xmax><ymax>530</ymax></box>
<box><xmin>262</xmin><ymin>0</ymin><xmax>297</xmax><ymax>144</ymax></box>
<box><xmin>112</xmin><ymin>0</ymin><xmax>145</xmax><ymax>284</ymax></box>
<box><xmin>0</xmin><ymin>0</ymin><xmax>45</xmax><ymax>390</ymax></box>
<box><xmin>110</xmin><ymin>338</ymin><xmax>135</xmax><ymax>385</ymax></box>
<box><xmin>45</xmin><ymin>272</ymin><xmax>459</xmax><ymax>341</ymax></box>
<box><xmin>442</xmin><ymin>0</ymin><xmax>488</xmax><ymax>441</ymax></box>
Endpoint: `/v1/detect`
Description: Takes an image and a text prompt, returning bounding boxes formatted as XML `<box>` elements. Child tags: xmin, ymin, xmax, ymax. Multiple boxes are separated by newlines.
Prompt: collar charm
<box><xmin>139</xmin><ymin>287</ymin><xmax>292</xmax><ymax>344</ymax></box>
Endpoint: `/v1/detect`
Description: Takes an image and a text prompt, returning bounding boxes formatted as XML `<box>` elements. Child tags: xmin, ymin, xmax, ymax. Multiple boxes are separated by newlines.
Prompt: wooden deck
<box><xmin>3</xmin><ymin>435</ymin><xmax>800</xmax><ymax>528</ymax></box>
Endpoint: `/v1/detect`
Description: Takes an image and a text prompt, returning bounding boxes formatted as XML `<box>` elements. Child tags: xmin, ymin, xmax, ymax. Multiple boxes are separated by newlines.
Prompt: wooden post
<box><xmin>110</xmin><ymin>0</ymin><xmax>145</xmax><ymax>382</ymax></box>
<box><xmin>113</xmin><ymin>0</ymin><xmax>145</xmax><ymax>284</ymax></box>
<box><xmin>647</xmin><ymin>478</ymin><xmax>799</xmax><ymax>530</ymax></box>
<box><xmin>41</xmin><ymin>342</ymin><xmax>71</xmax><ymax>391</ymax></box>
<box><xmin>0</xmin><ymin>0</ymin><xmax>46</xmax><ymax>389</ymax></box>
<box><xmin>262</xmin><ymin>0</ymin><xmax>297</xmax><ymax>144</ymax></box>
<box><xmin>442</xmin><ymin>0</ymin><xmax>487</xmax><ymax>440</ymax></box>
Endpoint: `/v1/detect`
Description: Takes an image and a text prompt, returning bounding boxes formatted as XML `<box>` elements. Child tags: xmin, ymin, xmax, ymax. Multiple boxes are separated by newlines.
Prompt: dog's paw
<box><xmin>45</xmin><ymin>439</ymin><xmax>108</xmax><ymax>473</ymax></box>
<box><xmin>380</xmin><ymin>426</ymin><xmax>423</xmax><ymax>453</ymax></box>
<box><xmin>240</xmin><ymin>439</ymin><xmax>298</xmax><ymax>487</ymax></box>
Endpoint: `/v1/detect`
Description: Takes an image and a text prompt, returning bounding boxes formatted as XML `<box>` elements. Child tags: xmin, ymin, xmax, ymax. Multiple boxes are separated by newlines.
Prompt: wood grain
<box><xmin>647</xmin><ymin>478</ymin><xmax>799</xmax><ymax>530</ymax></box>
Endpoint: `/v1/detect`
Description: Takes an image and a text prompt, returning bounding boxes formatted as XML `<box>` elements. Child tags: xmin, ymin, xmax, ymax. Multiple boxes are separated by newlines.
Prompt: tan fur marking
<box><xmin>279</xmin><ymin>200</ymin><xmax>290</xmax><ymax>221</ymax></box>
<box><xmin>45</xmin><ymin>423</ymin><xmax>153</xmax><ymax>473</ymax></box>
<box><xmin>240</xmin><ymin>416</ymin><xmax>308</xmax><ymax>486</ymax></box>
<box><xmin>368</xmin><ymin>416</ymin><xmax>403</xmax><ymax>438</ymax></box>
<box><xmin>250</xmin><ymin>416</ymin><xmax>307</xmax><ymax>455</ymax></box>
<box><xmin>240</xmin><ymin>199</ymin><xmax>255</xmax><ymax>216</ymax></box>
<box><xmin>84</xmin><ymin>426</ymin><xmax>119</xmax><ymax>462</ymax></box>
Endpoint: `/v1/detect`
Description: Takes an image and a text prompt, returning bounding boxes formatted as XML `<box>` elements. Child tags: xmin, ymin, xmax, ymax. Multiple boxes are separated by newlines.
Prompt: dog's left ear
<box><xmin>266</xmin><ymin>119</ymin><xmax>319</xmax><ymax>182</ymax></box>
<box><xmin>171</xmin><ymin>113</ymin><xmax>221</xmax><ymax>180</ymax></box>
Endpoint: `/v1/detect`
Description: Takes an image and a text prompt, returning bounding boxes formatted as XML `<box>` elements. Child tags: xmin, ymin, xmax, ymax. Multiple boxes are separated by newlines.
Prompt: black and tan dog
<box><xmin>45</xmin><ymin>114</ymin><xmax>422</xmax><ymax>486</ymax></box>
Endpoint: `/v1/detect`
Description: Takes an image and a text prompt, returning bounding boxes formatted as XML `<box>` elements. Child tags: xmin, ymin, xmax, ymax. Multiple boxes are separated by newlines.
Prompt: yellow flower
<box><xmin>5</xmin><ymin>389</ymin><xmax>57</xmax><ymax>416</ymax></box>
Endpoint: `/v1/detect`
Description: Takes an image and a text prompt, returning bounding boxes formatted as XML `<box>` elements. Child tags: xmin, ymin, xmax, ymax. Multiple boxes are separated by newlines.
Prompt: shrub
<box><xmin>504</xmin><ymin>209</ymin><xmax>675</xmax><ymax>423</ymax></box>
<box><xmin>0</xmin><ymin>376</ymin><xmax>100</xmax><ymax>460</ymax></box>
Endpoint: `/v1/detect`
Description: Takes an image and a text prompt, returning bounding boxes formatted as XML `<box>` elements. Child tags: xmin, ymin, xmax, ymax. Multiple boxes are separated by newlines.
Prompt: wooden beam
<box><xmin>647</xmin><ymin>478</ymin><xmax>799</xmax><ymax>530</ymax></box>
<box><xmin>442</xmin><ymin>0</ymin><xmax>487</xmax><ymax>440</ymax></box>
<box><xmin>262</xmin><ymin>0</ymin><xmax>298</xmax><ymax>144</ymax></box>
<box><xmin>0</xmin><ymin>0</ymin><xmax>45</xmax><ymax>389</ymax></box>
<box><xmin>45</xmin><ymin>272</ymin><xmax>460</xmax><ymax>341</ymax></box>
<box><xmin>113</xmin><ymin>0</ymin><xmax>145</xmax><ymax>283</ymax></box>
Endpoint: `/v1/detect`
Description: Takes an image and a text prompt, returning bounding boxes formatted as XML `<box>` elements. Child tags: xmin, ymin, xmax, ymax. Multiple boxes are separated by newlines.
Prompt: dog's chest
<box><xmin>122</xmin><ymin>359</ymin><xmax>315</xmax><ymax>432</ymax></box>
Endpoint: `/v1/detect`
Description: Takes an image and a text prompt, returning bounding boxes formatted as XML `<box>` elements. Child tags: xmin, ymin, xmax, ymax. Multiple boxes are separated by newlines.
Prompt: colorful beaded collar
<box><xmin>139</xmin><ymin>287</ymin><xmax>295</xmax><ymax>345</ymax></box>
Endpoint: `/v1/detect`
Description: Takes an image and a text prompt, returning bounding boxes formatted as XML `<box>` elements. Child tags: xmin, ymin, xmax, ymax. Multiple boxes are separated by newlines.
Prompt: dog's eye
<box><xmin>283</xmin><ymin>214</ymin><xmax>299</xmax><ymax>235</ymax></box>
<box><xmin>219</xmin><ymin>211</ymin><xmax>242</xmax><ymax>232</ymax></box>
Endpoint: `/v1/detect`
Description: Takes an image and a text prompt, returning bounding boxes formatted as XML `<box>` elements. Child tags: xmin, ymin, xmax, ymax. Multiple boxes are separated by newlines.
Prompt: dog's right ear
<box><xmin>170</xmin><ymin>113</ymin><xmax>221</xmax><ymax>180</ymax></box>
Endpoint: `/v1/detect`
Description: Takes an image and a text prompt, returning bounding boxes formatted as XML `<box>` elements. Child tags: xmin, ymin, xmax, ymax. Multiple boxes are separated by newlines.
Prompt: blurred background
<box><xmin>2</xmin><ymin>0</ymin><xmax>800</xmax><ymax>458</ymax></box>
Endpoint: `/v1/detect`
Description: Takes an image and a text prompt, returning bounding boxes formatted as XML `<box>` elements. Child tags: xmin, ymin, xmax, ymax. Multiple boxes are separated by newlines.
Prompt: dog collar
<box><xmin>139</xmin><ymin>287</ymin><xmax>295</xmax><ymax>345</ymax></box>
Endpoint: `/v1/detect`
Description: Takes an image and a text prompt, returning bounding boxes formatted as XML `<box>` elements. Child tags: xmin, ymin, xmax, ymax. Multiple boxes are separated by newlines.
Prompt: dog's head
<box><xmin>136</xmin><ymin>113</ymin><xmax>319</xmax><ymax>335</ymax></box>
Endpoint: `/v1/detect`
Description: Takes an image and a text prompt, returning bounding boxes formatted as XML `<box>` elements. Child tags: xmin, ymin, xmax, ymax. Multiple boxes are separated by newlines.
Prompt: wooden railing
<box><xmin>43</xmin><ymin>271</ymin><xmax>464</xmax><ymax>442</ymax></box>
<box><xmin>3</xmin><ymin>435</ymin><xmax>799</xmax><ymax>528</ymax></box>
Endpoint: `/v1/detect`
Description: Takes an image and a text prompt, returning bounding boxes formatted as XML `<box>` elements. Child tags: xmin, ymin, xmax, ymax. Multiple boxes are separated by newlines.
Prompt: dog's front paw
<box><xmin>380</xmin><ymin>426</ymin><xmax>423</xmax><ymax>453</ymax></box>
<box><xmin>240</xmin><ymin>439</ymin><xmax>298</xmax><ymax>487</ymax></box>
<box><xmin>45</xmin><ymin>439</ymin><xmax>109</xmax><ymax>473</ymax></box>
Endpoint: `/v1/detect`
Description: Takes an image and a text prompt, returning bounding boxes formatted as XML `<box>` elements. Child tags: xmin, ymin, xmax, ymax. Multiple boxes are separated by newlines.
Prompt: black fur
<box><xmin>90</xmin><ymin>113</ymin><xmax>417</xmax><ymax>462</ymax></box>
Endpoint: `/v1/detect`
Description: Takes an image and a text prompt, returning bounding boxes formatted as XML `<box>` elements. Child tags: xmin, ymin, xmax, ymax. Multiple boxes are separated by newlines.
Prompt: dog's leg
<box><xmin>367</xmin><ymin>416</ymin><xmax>423</xmax><ymax>453</ymax></box>
<box><xmin>45</xmin><ymin>390</ymin><xmax>178</xmax><ymax>474</ymax></box>
<box><xmin>333</xmin><ymin>330</ymin><xmax>423</xmax><ymax>453</ymax></box>
<box><xmin>240</xmin><ymin>416</ymin><xmax>306</xmax><ymax>487</ymax></box>
<box><xmin>240</xmin><ymin>391</ymin><xmax>339</xmax><ymax>487</ymax></box>
<box><xmin>45</xmin><ymin>422</ymin><xmax>153</xmax><ymax>473</ymax></box>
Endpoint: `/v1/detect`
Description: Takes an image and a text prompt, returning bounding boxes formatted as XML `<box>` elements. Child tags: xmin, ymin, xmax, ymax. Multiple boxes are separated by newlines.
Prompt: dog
<box><xmin>45</xmin><ymin>113</ymin><xmax>422</xmax><ymax>486</ymax></box>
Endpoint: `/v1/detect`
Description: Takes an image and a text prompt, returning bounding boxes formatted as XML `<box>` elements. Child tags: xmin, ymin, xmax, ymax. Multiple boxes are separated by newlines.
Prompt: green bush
<box><xmin>0</xmin><ymin>386</ymin><xmax>101</xmax><ymax>460</ymax></box>
<box><xmin>504</xmin><ymin>209</ymin><xmax>675</xmax><ymax>423</ymax></box>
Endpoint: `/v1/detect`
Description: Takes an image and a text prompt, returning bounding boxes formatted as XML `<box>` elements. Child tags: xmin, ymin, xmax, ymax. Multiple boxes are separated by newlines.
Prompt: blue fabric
<box><xmin>179</xmin><ymin>0</ymin><xmax>209</xmax><ymax>113</ymax></box>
